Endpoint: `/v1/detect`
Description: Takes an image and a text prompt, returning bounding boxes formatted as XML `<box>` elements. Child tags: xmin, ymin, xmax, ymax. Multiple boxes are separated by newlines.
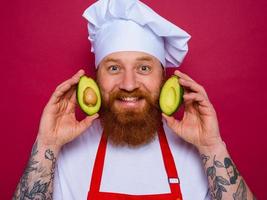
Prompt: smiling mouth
<box><xmin>115</xmin><ymin>96</ymin><xmax>145</xmax><ymax>108</ymax></box>
<box><xmin>119</xmin><ymin>97</ymin><xmax>140</xmax><ymax>102</ymax></box>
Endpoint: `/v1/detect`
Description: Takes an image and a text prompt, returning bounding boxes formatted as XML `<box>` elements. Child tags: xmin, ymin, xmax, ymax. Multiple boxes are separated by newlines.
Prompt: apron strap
<box><xmin>158</xmin><ymin>125</ymin><xmax>183</xmax><ymax>197</ymax></box>
<box><xmin>88</xmin><ymin>125</ymin><xmax>183</xmax><ymax>199</ymax></box>
<box><xmin>88</xmin><ymin>132</ymin><xmax>108</xmax><ymax>194</ymax></box>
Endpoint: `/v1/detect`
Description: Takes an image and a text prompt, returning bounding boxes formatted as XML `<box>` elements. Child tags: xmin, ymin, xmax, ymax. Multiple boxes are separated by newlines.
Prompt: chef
<box><xmin>13</xmin><ymin>0</ymin><xmax>255</xmax><ymax>199</ymax></box>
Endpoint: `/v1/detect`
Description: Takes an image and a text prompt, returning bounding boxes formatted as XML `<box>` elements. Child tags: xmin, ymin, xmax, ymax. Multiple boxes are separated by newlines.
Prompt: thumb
<box><xmin>76</xmin><ymin>113</ymin><xmax>99</xmax><ymax>134</ymax></box>
<box><xmin>162</xmin><ymin>113</ymin><xmax>181</xmax><ymax>136</ymax></box>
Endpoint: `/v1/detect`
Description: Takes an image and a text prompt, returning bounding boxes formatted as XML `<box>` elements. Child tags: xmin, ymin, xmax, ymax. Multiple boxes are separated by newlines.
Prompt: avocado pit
<box><xmin>83</xmin><ymin>87</ymin><xmax>97</xmax><ymax>106</ymax></box>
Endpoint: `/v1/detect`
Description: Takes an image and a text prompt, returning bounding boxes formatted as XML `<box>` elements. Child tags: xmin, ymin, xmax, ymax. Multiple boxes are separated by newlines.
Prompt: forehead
<box><xmin>98</xmin><ymin>51</ymin><xmax>162</xmax><ymax>67</ymax></box>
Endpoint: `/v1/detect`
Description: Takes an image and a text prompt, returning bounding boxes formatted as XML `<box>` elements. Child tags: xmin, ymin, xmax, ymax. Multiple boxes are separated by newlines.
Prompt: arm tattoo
<box><xmin>233</xmin><ymin>179</ymin><xmax>247</xmax><ymax>200</ymax></box>
<box><xmin>13</xmin><ymin>142</ymin><xmax>56</xmax><ymax>200</ymax></box>
<box><xmin>203</xmin><ymin>154</ymin><xmax>256</xmax><ymax>200</ymax></box>
<box><xmin>206</xmin><ymin>155</ymin><xmax>231</xmax><ymax>200</ymax></box>
<box><xmin>224</xmin><ymin>157</ymin><xmax>239</xmax><ymax>184</ymax></box>
<box><xmin>201</xmin><ymin>154</ymin><xmax>210</xmax><ymax>166</ymax></box>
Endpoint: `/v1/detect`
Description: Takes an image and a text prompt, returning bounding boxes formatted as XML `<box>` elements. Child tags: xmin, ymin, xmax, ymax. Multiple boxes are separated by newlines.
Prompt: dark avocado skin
<box><xmin>77</xmin><ymin>75</ymin><xmax>101</xmax><ymax>116</ymax></box>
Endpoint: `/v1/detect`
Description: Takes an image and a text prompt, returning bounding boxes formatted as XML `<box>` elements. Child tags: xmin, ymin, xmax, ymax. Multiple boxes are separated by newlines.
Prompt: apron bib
<box><xmin>87</xmin><ymin>125</ymin><xmax>183</xmax><ymax>200</ymax></box>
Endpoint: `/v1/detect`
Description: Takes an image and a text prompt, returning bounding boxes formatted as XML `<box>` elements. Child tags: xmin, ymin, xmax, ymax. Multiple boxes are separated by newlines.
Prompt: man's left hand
<box><xmin>162</xmin><ymin>70</ymin><xmax>223</xmax><ymax>150</ymax></box>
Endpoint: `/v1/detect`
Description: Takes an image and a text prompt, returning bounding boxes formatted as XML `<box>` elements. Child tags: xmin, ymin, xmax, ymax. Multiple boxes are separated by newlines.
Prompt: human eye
<box><xmin>138</xmin><ymin>65</ymin><xmax>151</xmax><ymax>74</ymax></box>
<box><xmin>108</xmin><ymin>65</ymin><xmax>120</xmax><ymax>74</ymax></box>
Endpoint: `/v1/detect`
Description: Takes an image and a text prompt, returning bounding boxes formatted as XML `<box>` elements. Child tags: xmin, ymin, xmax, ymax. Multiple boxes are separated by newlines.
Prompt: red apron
<box><xmin>87</xmin><ymin>125</ymin><xmax>183</xmax><ymax>200</ymax></box>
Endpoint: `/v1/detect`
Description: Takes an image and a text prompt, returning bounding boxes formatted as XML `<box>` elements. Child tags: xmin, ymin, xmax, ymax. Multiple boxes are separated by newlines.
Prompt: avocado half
<box><xmin>77</xmin><ymin>75</ymin><xmax>101</xmax><ymax>115</ymax></box>
<box><xmin>159</xmin><ymin>76</ymin><xmax>184</xmax><ymax>115</ymax></box>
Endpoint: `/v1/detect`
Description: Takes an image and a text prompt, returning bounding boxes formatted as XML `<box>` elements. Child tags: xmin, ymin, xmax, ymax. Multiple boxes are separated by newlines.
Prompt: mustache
<box><xmin>111</xmin><ymin>89</ymin><xmax>146</xmax><ymax>99</ymax></box>
<box><xmin>99</xmin><ymin>88</ymin><xmax>162</xmax><ymax>118</ymax></box>
<box><xmin>105</xmin><ymin>88</ymin><xmax>159</xmax><ymax>108</ymax></box>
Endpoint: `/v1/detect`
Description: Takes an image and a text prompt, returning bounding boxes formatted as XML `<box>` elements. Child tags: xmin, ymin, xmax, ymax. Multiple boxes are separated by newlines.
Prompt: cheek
<box><xmin>97</xmin><ymin>77</ymin><xmax>117</xmax><ymax>102</ymax></box>
<box><xmin>141</xmin><ymin>76</ymin><xmax>163</xmax><ymax>98</ymax></box>
<box><xmin>98</xmin><ymin>82</ymin><xmax>110</xmax><ymax>102</ymax></box>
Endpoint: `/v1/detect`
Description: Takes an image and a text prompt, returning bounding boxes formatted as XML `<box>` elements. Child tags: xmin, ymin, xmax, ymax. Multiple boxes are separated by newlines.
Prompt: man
<box><xmin>14</xmin><ymin>0</ymin><xmax>255</xmax><ymax>199</ymax></box>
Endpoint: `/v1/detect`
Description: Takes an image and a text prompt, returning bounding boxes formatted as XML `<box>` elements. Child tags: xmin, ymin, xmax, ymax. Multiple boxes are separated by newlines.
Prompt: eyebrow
<box><xmin>102</xmin><ymin>56</ymin><xmax>154</xmax><ymax>64</ymax></box>
<box><xmin>136</xmin><ymin>56</ymin><xmax>154</xmax><ymax>62</ymax></box>
<box><xmin>102</xmin><ymin>58</ymin><xmax>120</xmax><ymax>63</ymax></box>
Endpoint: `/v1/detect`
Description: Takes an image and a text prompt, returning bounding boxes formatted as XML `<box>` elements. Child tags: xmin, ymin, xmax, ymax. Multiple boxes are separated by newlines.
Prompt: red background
<box><xmin>1</xmin><ymin>0</ymin><xmax>267</xmax><ymax>199</ymax></box>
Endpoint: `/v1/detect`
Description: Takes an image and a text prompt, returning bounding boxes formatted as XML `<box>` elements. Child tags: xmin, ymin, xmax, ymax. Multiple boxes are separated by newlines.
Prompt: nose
<box><xmin>119</xmin><ymin>70</ymin><xmax>139</xmax><ymax>92</ymax></box>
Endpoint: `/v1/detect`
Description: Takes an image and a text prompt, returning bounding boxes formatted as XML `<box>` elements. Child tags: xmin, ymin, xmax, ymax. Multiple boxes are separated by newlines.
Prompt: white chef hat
<box><xmin>83</xmin><ymin>0</ymin><xmax>191</xmax><ymax>68</ymax></box>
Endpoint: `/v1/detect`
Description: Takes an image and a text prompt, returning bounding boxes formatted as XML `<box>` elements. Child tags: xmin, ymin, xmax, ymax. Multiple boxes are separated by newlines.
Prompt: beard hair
<box><xmin>99</xmin><ymin>89</ymin><xmax>162</xmax><ymax>147</ymax></box>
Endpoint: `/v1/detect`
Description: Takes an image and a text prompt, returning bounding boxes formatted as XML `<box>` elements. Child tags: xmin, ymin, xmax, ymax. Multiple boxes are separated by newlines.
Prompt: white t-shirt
<box><xmin>53</xmin><ymin>119</ymin><xmax>211</xmax><ymax>199</ymax></box>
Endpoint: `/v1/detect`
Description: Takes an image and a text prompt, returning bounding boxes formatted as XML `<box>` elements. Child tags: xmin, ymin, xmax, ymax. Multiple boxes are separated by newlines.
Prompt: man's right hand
<box><xmin>36</xmin><ymin>69</ymin><xmax>99</xmax><ymax>151</ymax></box>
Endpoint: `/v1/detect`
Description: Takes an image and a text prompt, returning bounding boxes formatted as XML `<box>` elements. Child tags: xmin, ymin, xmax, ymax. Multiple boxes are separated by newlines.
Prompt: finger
<box><xmin>183</xmin><ymin>92</ymin><xmax>210</xmax><ymax>108</ymax></box>
<box><xmin>174</xmin><ymin>70</ymin><xmax>209</xmax><ymax>98</ymax></box>
<box><xmin>64</xmin><ymin>86</ymin><xmax>78</xmax><ymax>113</ymax></box>
<box><xmin>76</xmin><ymin>113</ymin><xmax>99</xmax><ymax>134</ymax></box>
<box><xmin>69</xmin><ymin>86</ymin><xmax>77</xmax><ymax>104</ymax></box>
<box><xmin>162</xmin><ymin>113</ymin><xmax>181</xmax><ymax>136</ymax></box>
<box><xmin>179</xmin><ymin>78</ymin><xmax>208</xmax><ymax>98</ymax></box>
<box><xmin>56</xmin><ymin>69</ymin><xmax>84</xmax><ymax>93</ymax></box>
<box><xmin>174</xmin><ymin>70</ymin><xmax>195</xmax><ymax>82</ymax></box>
<box><xmin>183</xmin><ymin>93</ymin><xmax>216</xmax><ymax>116</ymax></box>
<box><xmin>49</xmin><ymin>69</ymin><xmax>85</xmax><ymax>104</ymax></box>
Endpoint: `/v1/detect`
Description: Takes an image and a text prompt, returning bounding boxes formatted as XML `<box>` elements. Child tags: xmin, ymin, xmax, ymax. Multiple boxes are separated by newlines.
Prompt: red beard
<box><xmin>99</xmin><ymin>88</ymin><xmax>162</xmax><ymax>147</ymax></box>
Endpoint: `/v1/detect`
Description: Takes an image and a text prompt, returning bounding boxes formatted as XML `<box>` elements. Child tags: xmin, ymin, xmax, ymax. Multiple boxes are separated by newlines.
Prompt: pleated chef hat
<box><xmin>83</xmin><ymin>0</ymin><xmax>191</xmax><ymax>68</ymax></box>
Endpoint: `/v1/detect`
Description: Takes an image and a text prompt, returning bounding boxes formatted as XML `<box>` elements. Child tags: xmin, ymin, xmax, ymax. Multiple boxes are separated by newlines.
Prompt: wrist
<box><xmin>197</xmin><ymin>139</ymin><xmax>227</xmax><ymax>155</ymax></box>
<box><xmin>36</xmin><ymin>135</ymin><xmax>62</xmax><ymax>155</ymax></box>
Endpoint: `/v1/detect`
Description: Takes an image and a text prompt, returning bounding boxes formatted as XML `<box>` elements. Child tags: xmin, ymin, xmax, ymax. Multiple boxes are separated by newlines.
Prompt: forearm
<box><xmin>198</xmin><ymin>142</ymin><xmax>256</xmax><ymax>200</ymax></box>
<box><xmin>13</xmin><ymin>140</ymin><xmax>60</xmax><ymax>200</ymax></box>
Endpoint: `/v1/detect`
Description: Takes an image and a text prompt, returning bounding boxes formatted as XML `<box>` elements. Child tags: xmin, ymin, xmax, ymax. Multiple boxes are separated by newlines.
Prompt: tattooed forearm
<box><xmin>198</xmin><ymin>143</ymin><xmax>256</xmax><ymax>200</ymax></box>
<box><xmin>13</xmin><ymin>142</ymin><xmax>57</xmax><ymax>200</ymax></box>
<box><xmin>199</xmin><ymin>144</ymin><xmax>255</xmax><ymax>200</ymax></box>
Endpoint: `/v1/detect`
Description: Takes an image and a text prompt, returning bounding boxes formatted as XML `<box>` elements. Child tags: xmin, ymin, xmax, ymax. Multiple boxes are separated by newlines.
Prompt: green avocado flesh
<box><xmin>159</xmin><ymin>76</ymin><xmax>183</xmax><ymax>115</ymax></box>
<box><xmin>77</xmin><ymin>76</ymin><xmax>101</xmax><ymax>115</ymax></box>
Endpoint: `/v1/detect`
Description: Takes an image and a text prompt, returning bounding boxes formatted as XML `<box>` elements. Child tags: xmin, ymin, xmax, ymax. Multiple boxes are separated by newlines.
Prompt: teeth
<box><xmin>121</xmin><ymin>97</ymin><xmax>138</xmax><ymax>102</ymax></box>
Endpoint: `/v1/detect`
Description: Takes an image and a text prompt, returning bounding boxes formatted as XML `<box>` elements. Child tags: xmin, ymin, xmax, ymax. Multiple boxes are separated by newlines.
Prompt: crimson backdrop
<box><xmin>1</xmin><ymin>0</ymin><xmax>267</xmax><ymax>199</ymax></box>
